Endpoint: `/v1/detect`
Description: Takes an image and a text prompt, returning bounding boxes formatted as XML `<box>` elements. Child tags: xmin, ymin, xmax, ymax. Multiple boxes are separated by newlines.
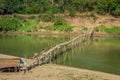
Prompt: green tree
<box><xmin>96</xmin><ymin>0</ymin><xmax>120</xmax><ymax>16</ymax></box>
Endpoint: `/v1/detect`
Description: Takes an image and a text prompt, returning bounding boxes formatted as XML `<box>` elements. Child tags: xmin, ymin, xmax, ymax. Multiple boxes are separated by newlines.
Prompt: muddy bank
<box><xmin>0</xmin><ymin>54</ymin><xmax>120</xmax><ymax>80</ymax></box>
<box><xmin>0</xmin><ymin>64</ymin><xmax>120</xmax><ymax>80</ymax></box>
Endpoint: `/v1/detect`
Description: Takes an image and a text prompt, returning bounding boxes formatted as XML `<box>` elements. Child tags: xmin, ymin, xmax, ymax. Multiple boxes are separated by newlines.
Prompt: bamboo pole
<box><xmin>27</xmin><ymin>27</ymin><xmax>95</xmax><ymax>66</ymax></box>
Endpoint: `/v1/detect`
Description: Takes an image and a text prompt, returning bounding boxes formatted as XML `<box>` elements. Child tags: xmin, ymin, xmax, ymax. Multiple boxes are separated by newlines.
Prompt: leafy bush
<box><xmin>45</xmin><ymin>16</ymin><xmax>73</xmax><ymax>32</ymax></box>
<box><xmin>54</xmin><ymin>16</ymin><xmax>66</xmax><ymax>25</ymax></box>
<box><xmin>19</xmin><ymin>18</ymin><xmax>40</xmax><ymax>32</ymax></box>
<box><xmin>69</xmin><ymin>5</ymin><xmax>76</xmax><ymax>17</ymax></box>
<box><xmin>39</xmin><ymin>11</ymin><xmax>54</xmax><ymax>22</ymax></box>
<box><xmin>95</xmin><ymin>27</ymin><xmax>99</xmax><ymax>32</ymax></box>
<box><xmin>95</xmin><ymin>0</ymin><xmax>120</xmax><ymax>16</ymax></box>
<box><xmin>52</xmin><ymin>24</ymin><xmax>73</xmax><ymax>32</ymax></box>
<box><xmin>112</xmin><ymin>5</ymin><xmax>120</xmax><ymax>16</ymax></box>
<box><xmin>0</xmin><ymin>17</ymin><xmax>22</xmax><ymax>31</ymax></box>
<box><xmin>95</xmin><ymin>25</ymin><xmax>106</xmax><ymax>32</ymax></box>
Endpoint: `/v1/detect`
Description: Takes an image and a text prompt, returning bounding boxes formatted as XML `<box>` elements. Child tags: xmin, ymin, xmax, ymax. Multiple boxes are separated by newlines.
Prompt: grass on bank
<box><xmin>0</xmin><ymin>15</ymin><xmax>120</xmax><ymax>34</ymax></box>
<box><xmin>0</xmin><ymin>15</ymin><xmax>73</xmax><ymax>32</ymax></box>
<box><xmin>44</xmin><ymin>16</ymin><xmax>73</xmax><ymax>32</ymax></box>
<box><xmin>95</xmin><ymin>25</ymin><xmax>120</xmax><ymax>34</ymax></box>
<box><xmin>19</xmin><ymin>18</ymin><xmax>40</xmax><ymax>32</ymax></box>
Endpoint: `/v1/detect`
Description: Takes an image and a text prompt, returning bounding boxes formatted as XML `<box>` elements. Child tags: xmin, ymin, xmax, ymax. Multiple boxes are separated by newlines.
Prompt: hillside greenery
<box><xmin>0</xmin><ymin>0</ymin><xmax>120</xmax><ymax>33</ymax></box>
<box><xmin>0</xmin><ymin>15</ymin><xmax>73</xmax><ymax>32</ymax></box>
<box><xmin>0</xmin><ymin>0</ymin><xmax>120</xmax><ymax>16</ymax></box>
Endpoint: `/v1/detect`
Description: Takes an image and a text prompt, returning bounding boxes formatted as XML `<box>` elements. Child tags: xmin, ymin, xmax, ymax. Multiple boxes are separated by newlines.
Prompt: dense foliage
<box><xmin>0</xmin><ymin>17</ymin><xmax>22</xmax><ymax>31</ymax></box>
<box><xmin>0</xmin><ymin>15</ymin><xmax>73</xmax><ymax>32</ymax></box>
<box><xmin>96</xmin><ymin>0</ymin><xmax>120</xmax><ymax>16</ymax></box>
<box><xmin>0</xmin><ymin>0</ymin><xmax>120</xmax><ymax>16</ymax></box>
<box><xmin>0</xmin><ymin>0</ymin><xmax>119</xmax><ymax>32</ymax></box>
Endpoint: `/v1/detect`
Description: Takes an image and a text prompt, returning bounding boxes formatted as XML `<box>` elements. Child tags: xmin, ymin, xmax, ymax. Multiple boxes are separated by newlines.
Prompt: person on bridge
<box><xmin>33</xmin><ymin>53</ymin><xmax>39</xmax><ymax>65</ymax></box>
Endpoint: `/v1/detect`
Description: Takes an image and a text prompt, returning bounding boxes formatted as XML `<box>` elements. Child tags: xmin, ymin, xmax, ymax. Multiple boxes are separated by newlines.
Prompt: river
<box><xmin>0</xmin><ymin>34</ymin><xmax>120</xmax><ymax>75</ymax></box>
<box><xmin>0</xmin><ymin>34</ymin><xmax>71</xmax><ymax>58</ymax></box>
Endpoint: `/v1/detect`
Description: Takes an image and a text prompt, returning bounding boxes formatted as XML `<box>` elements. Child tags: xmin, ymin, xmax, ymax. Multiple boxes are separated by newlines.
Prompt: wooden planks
<box><xmin>0</xmin><ymin>58</ymin><xmax>20</xmax><ymax>68</ymax></box>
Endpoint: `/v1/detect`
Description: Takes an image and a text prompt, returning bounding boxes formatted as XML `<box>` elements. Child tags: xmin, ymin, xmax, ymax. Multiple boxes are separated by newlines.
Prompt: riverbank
<box><xmin>0</xmin><ymin>54</ymin><xmax>120</xmax><ymax>80</ymax></box>
<box><xmin>0</xmin><ymin>14</ymin><xmax>120</xmax><ymax>37</ymax></box>
<box><xmin>0</xmin><ymin>31</ymin><xmax>120</xmax><ymax>38</ymax></box>
<box><xmin>0</xmin><ymin>64</ymin><xmax>120</xmax><ymax>80</ymax></box>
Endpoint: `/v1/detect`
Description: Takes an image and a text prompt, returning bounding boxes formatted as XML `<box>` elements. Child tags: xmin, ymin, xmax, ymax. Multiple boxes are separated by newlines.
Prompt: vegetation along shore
<box><xmin>0</xmin><ymin>0</ymin><xmax>120</xmax><ymax>80</ymax></box>
<box><xmin>0</xmin><ymin>0</ymin><xmax>120</xmax><ymax>35</ymax></box>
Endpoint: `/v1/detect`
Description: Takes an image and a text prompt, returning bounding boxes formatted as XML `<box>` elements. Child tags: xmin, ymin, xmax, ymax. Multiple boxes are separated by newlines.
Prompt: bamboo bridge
<box><xmin>25</xmin><ymin>27</ymin><xmax>95</xmax><ymax>72</ymax></box>
<box><xmin>39</xmin><ymin>27</ymin><xmax>94</xmax><ymax>63</ymax></box>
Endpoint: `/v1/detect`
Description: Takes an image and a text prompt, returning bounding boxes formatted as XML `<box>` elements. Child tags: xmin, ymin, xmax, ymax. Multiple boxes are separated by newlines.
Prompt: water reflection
<box><xmin>54</xmin><ymin>37</ymin><xmax>120</xmax><ymax>75</ymax></box>
<box><xmin>0</xmin><ymin>34</ymin><xmax>71</xmax><ymax>58</ymax></box>
<box><xmin>0</xmin><ymin>34</ymin><xmax>120</xmax><ymax>74</ymax></box>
